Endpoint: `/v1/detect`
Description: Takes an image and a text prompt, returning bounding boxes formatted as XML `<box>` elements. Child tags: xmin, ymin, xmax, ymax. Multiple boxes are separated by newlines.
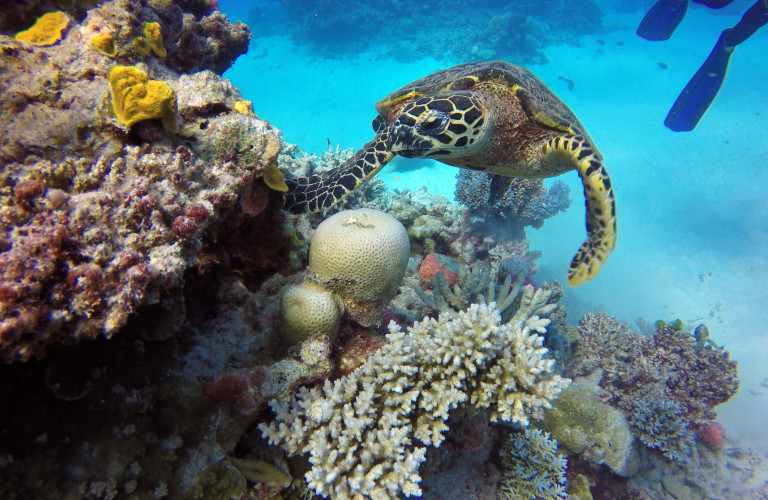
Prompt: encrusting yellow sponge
<box><xmin>142</xmin><ymin>22</ymin><xmax>167</xmax><ymax>57</ymax></box>
<box><xmin>91</xmin><ymin>33</ymin><xmax>117</xmax><ymax>57</ymax></box>
<box><xmin>108</xmin><ymin>65</ymin><xmax>176</xmax><ymax>130</ymax></box>
<box><xmin>14</xmin><ymin>11</ymin><xmax>69</xmax><ymax>46</ymax></box>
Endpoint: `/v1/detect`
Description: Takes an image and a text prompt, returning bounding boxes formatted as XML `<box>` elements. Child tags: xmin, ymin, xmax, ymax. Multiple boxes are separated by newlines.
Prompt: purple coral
<box><xmin>455</xmin><ymin>170</ymin><xmax>572</xmax><ymax>229</ymax></box>
<box><xmin>570</xmin><ymin>314</ymin><xmax>739</xmax><ymax>428</ymax></box>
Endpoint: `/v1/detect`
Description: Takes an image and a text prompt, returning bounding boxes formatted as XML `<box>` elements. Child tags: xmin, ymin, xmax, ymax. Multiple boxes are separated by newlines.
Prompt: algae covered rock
<box><xmin>542</xmin><ymin>379</ymin><xmax>638</xmax><ymax>477</ymax></box>
<box><xmin>308</xmin><ymin>208</ymin><xmax>409</xmax><ymax>326</ymax></box>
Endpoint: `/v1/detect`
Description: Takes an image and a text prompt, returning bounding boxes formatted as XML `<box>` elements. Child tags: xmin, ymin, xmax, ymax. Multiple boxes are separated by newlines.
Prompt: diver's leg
<box><xmin>665</xmin><ymin>0</ymin><xmax>768</xmax><ymax>131</ymax></box>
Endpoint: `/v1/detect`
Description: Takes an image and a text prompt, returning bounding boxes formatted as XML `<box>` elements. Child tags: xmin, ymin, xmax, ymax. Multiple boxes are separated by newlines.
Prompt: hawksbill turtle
<box><xmin>283</xmin><ymin>61</ymin><xmax>617</xmax><ymax>286</ymax></box>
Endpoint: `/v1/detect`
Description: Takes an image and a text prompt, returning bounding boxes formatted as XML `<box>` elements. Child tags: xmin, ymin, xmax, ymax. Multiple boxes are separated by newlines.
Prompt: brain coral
<box><xmin>279</xmin><ymin>281</ymin><xmax>344</xmax><ymax>346</ymax></box>
<box><xmin>308</xmin><ymin>208</ymin><xmax>409</xmax><ymax>326</ymax></box>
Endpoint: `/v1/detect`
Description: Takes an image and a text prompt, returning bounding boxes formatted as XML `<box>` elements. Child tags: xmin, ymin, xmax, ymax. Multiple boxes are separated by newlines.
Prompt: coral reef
<box><xmin>499</xmin><ymin>429</ymin><xmax>567</xmax><ymax>500</ymax></box>
<box><xmin>308</xmin><ymin>208</ymin><xmax>410</xmax><ymax>326</ymax></box>
<box><xmin>569</xmin><ymin>315</ymin><xmax>739</xmax><ymax>428</ymax></box>
<box><xmin>415</xmin><ymin>259</ymin><xmax>560</xmax><ymax>325</ymax></box>
<box><xmin>0</xmin><ymin>0</ymin><xmax>282</xmax><ymax>362</ymax></box>
<box><xmin>260</xmin><ymin>289</ymin><xmax>569</xmax><ymax>499</ymax></box>
<box><xmin>248</xmin><ymin>0</ymin><xmax>605</xmax><ymax>64</ymax></box>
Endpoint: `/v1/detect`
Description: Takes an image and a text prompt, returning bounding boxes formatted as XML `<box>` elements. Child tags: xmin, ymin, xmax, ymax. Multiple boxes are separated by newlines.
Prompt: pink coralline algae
<box><xmin>697</xmin><ymin>421</ymin><xmax>726</xmax><ymax>450</ymax></box>
<box><xmin>418</xmin><ymin>252</ymin><xmax>460</xmax><ymax>287</ymax></box>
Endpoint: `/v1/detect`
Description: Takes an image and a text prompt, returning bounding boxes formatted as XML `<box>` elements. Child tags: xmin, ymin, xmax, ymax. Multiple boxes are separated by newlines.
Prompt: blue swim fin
<box><xmin>637</xmin><ymin>0</ymin><xmax>689</xmax><ymax>41</ymax></box>
<box><xmin>665</xmin><ymin>33</ymin><xmax>733</xmax><ymax>131</ymax></box>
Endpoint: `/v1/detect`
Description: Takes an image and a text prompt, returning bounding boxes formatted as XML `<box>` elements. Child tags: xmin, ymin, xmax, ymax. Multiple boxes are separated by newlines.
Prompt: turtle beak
<box><xmin>390</xmin><ymin>123</ymin><xmax>433</xmax><ymax>157</ymax></box>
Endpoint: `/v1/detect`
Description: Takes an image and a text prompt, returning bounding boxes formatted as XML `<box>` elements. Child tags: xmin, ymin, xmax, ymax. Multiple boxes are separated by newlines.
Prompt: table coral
<box><xmin>14</xmin><ymin>11</ymin><xmax>69</xmax><ymax>46</ymax></box>
<box><xmin>260</xmin><ymin>288</ymin><xmax>570</xmax><ymax>499</ymax></box>
<box><xmin>108</xmin><ymin>65</ymin><xmax>176</xmax><ymax>129</ymax></box>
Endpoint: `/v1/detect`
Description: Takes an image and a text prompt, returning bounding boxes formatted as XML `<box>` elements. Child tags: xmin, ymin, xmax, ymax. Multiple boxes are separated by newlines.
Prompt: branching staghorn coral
<box><xmin>416</xmin><ymin>261</ymin><xmax>540</xmax><ymax>323</ymax></box>
<box><xmin>500</xmin><ymin>429</ymin><xmax>567</xmax><ymax>500</ymax></box>
<box><xmin>260</xmin><ymin>287</ymin><xmax>570</xmax><ymax>499</ymax></box>
<box><xmin>626</xmin><ymin>392</ymin><xmax>695</xmax><ymax>464</ymax></box>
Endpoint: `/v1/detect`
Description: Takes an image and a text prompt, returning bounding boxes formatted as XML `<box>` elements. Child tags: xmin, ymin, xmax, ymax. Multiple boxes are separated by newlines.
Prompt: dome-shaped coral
<box><xmin>308</xmin><ymin>208</ymin><xmax>409</xmax><ymax>326</ymax></box>
<box><xmin>279</xmin><ymin>281</ymin><xmax>344</xmax><ymax>346</ymax></box>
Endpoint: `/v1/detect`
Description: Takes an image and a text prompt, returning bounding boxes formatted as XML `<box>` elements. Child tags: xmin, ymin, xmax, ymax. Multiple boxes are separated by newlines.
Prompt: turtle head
<box><xmin>389</xmin><ymin>92</ymin><xmax>488</xmax><ymax>159</ymax></box>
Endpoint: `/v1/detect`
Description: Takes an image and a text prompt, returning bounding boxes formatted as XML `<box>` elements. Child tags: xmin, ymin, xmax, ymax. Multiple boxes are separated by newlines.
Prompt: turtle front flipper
<box><xmin>283</xmin><ymin>130</ymin><xmax>394</xmax><ymax>213</ymax></box>
<box><xmin>543</xmin><ymin>134</ymin><xmax>617</xmax><ymax>286</ymax></box>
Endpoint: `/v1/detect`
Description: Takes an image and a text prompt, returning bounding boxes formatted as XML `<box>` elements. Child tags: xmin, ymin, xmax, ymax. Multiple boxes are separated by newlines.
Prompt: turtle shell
<box><xmin>375</xmin><ymin>61</ymin><xmax>599</xmax><ymax>155</ymax></box>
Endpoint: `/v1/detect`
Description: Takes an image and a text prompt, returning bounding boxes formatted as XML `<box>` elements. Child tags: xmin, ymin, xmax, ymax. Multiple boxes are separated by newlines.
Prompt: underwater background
<box><xmin>0</xmin><ymin>0</ymin><xmax>767</xmax><ymax>498</ymax></box>
<box><xmin>220</xmin><ymin>0</ymin><xmax>768</xmax><ymax>455</ymax></box>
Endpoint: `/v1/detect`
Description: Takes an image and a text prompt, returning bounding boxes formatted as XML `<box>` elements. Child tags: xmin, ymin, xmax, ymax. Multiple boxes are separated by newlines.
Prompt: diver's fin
<box><xmin>665</xmin><ymin>32</ymin><xmax>733</xmax><ymax>132</ymax></box>
<box><xmin>489</xmin><ymin>174</ymin><xmax>512</xmax><ymax>205</ymax></box>
<box><xmin>283</xmin><ymin>130</ymin><xmax>394</xmax><ymax>213</ymax></box>
<box><xmin>543</xmin><ymin>135</ymin><xmax>616</xmax><ymax>286</ymax></box>
<box><xmin>637</xmin><ymin>0</ymin><xmax>688</xmax><ymax>41</ymax></box>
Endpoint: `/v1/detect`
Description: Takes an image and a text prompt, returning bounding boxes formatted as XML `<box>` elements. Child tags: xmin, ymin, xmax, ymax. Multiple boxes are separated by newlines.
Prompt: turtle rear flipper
<box><xmin>283</xmin><ymin>130</ymin><xmax>394</xmax><ymax>213</ymax></box>
<box><xmin>544</xmin><ymin>135</ymin><xmax>617</xmax><ymax>286</ymax></box>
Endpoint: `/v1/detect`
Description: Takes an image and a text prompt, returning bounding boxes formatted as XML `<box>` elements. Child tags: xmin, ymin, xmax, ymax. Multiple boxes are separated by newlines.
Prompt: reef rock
<box><xmin>0</xmin><ymin>1</ymin><xmax>279</xmax><ymax>362</ymax></box>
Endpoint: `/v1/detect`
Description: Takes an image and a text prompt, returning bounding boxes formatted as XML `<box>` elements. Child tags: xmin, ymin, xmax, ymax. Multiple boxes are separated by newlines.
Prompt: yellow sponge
<box><xmin>142</xmin><ymin>22</ymin><xmax>167</xmax><ymax>57</ymax></box>
<box><xmin>15</xmin><ymin>11</ymin><xmax>69</xmax><ymax>46</ymax></box>
<box><xmin>91</xmin><ymin>33</ymin><xmax>117</xmax><ymax>57</ymax></box>
<box><xmin>108</xmin><ymin>65</ymin><xmax>176</xmax><ymax>130</ymax></box>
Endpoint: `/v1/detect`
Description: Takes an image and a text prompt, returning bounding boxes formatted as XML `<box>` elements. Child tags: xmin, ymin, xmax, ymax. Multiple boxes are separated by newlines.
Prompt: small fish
<box><xmin>658</xmin><ymin>62</ymin><xmax>669</xmax><ymax>70</ymax></box>
<box><xmin>327</xmin><ymin>137</ymin><xmax>332</xmax><ymax>149</ymax></box>
<box><xmin>557</xmin><ymin>76</ymin><xmax>575</xmax><ymax>91</ymax></box>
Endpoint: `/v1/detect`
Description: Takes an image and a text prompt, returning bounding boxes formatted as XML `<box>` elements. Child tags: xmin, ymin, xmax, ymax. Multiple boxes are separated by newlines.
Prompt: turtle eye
<box><xmin>418</xmin><ymin>112</ymin><xmax>448</xmax><ymax>135</ymax></box>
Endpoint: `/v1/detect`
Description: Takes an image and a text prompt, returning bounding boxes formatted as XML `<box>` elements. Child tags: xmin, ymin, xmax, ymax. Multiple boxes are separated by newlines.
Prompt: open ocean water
<box><xmin>2</xmin><ymin>0</ymin><xmax>768</xmax><ymax>498</ymax></box>
<box><xmin>221</xmin><ymin>0</ymin><xmax>768</xmax><ymax>457</ymax></box>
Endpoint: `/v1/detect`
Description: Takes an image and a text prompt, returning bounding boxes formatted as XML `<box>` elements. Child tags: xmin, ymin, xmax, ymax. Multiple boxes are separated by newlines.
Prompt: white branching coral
<box><xmin>259</xmin><ymin>286</ymin><xmax>570</xmax><ymax>500</ymax></box>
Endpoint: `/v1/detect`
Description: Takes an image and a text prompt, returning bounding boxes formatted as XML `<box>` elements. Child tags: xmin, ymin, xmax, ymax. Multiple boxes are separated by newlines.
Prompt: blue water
<box><xmin>220</xmin><ymin>0</ymin><xmax>768</xmax><ymax>454</ymax></box>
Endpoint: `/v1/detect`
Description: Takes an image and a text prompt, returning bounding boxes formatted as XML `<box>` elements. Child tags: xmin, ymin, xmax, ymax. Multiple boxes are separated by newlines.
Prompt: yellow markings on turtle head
<box><xmin>375</xmin><ymin>89</ymin><xmax>421</xmax><ymax>116</ymax></box>
<box><xmin>533</xmin><ymin>111</ymin><xmax>572</xmax><ymax>134</ymax></box>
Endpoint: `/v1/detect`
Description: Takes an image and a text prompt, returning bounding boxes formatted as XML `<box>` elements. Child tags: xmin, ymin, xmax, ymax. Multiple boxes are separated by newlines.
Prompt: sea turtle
<box><xmin>283</xmin><ymin>61</ymin><xmax>616</xmax><ymax>286</ymax></box>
